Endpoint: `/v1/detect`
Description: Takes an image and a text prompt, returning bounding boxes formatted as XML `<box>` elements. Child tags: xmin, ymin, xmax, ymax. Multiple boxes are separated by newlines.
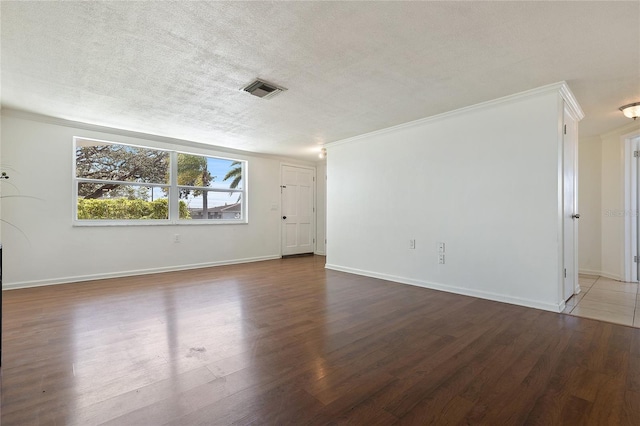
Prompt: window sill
<box><xmin>73</xmin><ymin>220</ymin><xmax>249</xmax><ymax>227</ymax></box>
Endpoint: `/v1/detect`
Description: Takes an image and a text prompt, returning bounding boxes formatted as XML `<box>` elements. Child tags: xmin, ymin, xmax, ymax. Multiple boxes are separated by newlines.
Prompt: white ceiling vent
<box><xmin>241</xmin><ymin>79</ymin><xmax>287</xmax><ymax>99</ymax></box>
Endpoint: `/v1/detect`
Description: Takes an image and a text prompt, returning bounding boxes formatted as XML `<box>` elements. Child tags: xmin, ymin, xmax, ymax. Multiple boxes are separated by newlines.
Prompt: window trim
<box><xmin>73</xmin><ymin>137</ymin><xmax>248</xmax><ymax>226</ymax></box>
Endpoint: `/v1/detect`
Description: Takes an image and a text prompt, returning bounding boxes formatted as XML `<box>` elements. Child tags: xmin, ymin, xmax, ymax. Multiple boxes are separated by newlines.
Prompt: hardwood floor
<box><xmin>2</xmin><ymin>255</ymin><xmax>640</xmax><ymax>425</ymax></box>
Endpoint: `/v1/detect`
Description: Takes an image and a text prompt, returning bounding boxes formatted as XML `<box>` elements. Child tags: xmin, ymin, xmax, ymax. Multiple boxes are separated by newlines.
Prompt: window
<box><xmin>176</xmin><ymin>153</ymin><xmax>244</xmax><ymax>221</ymax></box>
<box><xmin>74</xmin><ymin>138</ymin><xmax>246</xmax><ymax>224</ymax></box>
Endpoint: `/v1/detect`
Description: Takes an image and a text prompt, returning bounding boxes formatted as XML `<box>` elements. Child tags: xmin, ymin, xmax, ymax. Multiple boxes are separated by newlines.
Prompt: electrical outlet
<box><xmin>409</xmin><ymin>239</ymin><xmax>416</xmax><ymax>249</ymax></box>
<box><xmin>438</xmin><ymin>242</ymin><xmax>445</xmax><ymax>253</ymax></box>
<box><xmin>438</xmin><ymin>254</ymin><xmax>445</xmax><ymax>264</ymax></box>
<box><xmin>173</xmin><ymin>234</ymin><xmax>181</xmax><ymax>243</ymax></box>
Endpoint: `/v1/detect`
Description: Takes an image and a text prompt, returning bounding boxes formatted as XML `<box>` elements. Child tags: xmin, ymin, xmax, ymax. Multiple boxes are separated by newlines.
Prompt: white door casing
<box><xmin>636</xmin><ymin>144</ymin><xmax>640</xmax><ymax>282</ymax></box>
<box><xmin>563</xmin><ymin>106</ymin><xmax>579</xmax><ymax>301</ymax></box>
<box><xmin>281</xmin><ymin>165</ymin><xmax>315</xmax><ymax>256</ymax></box>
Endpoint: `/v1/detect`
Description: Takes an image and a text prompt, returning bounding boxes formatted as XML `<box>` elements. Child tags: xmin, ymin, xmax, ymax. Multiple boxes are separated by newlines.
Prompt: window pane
<box><xmin>77</xmin><ymin>183</ymin><xmax>171</xmax><ymax>220</ymax></box>
<box><xmin>76</xmin><ymin>140</ymin><xmax>169</xmax><ymax>184</ymax></box>
<box><xmin>74</xmin><ymin>139</ymin><xmax>247</xmax><ymax>224</ymax></box>
<box><xmin>177</xmin><ymin>154</ymin><xmax>242</xmax><ymax>190</ymax></box>
<box><xmin>181</xmin><ymin>191</ymin><xmax>243</xmax><ymax>220</ymax></box>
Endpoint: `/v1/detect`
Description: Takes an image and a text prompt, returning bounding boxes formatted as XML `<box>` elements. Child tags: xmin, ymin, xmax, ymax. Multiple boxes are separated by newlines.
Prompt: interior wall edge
<box><xmin>578</xmin><ymin>270</ymin><xmax>623</xmax><ymax>281</ymax></box>
<box><xmin>600</xmin><ymin>120</ymin><xmax>640</xmax><ymax>140</ymax></box>
<box><xmin>578</xmin><ymin>268</ymin><xmax>605</xmax><ymax>277</ymax></box>
<box><xmin>2</xmin><ymin>254</ymin><xmax>282</xmax><ymax>291</ymax></box>
<box><xmin>324</xmin><ymin>81</ymin><xmax>571</xmax><ymax>150</ymax></box>
<box><xmin>325</xmin><ymin>263</ymin><xmax>565</xmax><ymax>313</ymax></box>
<box><xmin>0</xmin><ymin>108</ymin><xmax>317</xmax><ymax>165</ymax></box>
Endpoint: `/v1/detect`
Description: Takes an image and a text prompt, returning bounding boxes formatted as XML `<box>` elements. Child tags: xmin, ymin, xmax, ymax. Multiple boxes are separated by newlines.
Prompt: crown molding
<box><xmin>559</xmin><ymin>83</ymin><xmax>585</xmax><ymax>121</ymax></box>
<box><xmin>600</xmin><ymin>120</ymin><xmax>640</xmax><ymax>140</ymax></box>
<box><xmin>326</xmin><ymin>81</ymin><xmax>581</xmax><ymax>150</ymax></box>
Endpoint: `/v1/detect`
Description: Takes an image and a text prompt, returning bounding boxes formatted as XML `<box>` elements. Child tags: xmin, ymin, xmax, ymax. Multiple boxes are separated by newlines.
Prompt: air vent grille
<box><xmin>241</xmin><ymin>79</ymin><xmax>287</xmax><ymax>99</ymax></box>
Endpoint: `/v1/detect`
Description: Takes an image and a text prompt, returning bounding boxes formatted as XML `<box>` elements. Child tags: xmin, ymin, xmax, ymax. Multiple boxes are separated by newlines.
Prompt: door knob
<box><xmin>282</xmin><ymin>216</ymin><xmax>287</xmax><ymax>220</ymax></box>
<box><xmin>572</xmin><ymin>214</ymin><xmax>580</xmax><ymax>219</ymax></box>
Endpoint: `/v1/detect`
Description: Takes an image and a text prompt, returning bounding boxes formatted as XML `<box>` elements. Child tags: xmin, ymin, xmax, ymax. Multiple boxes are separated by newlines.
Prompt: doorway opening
<box><xmin>564</xmin><ymin>131</ymin><xmax>640</xmax><ymax>327</ymax></box>
<box><xmin>625</xmin><ymin>132</ymin><xmax>640</xmax><ymax>282</ymax></box>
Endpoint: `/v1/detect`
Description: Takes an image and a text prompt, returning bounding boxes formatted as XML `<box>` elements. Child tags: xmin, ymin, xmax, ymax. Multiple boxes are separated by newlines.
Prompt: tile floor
<box><xmin>564</xmin><ymin>274</ymin><xmax>640</xmax><ymax>328</ymax></box>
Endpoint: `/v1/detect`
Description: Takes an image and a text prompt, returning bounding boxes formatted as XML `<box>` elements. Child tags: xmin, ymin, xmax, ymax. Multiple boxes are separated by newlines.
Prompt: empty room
<box><xmin>1</xmin><ymin>1</ymin><xmax>640</xmax><ymax>425</ymax></box>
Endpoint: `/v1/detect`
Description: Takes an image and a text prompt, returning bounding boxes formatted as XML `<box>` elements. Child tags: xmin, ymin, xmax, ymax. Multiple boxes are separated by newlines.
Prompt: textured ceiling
<box><xmin>1</xmin><ymin>1</ymin><xmax>639</xmax><ymax>160</ymax></box>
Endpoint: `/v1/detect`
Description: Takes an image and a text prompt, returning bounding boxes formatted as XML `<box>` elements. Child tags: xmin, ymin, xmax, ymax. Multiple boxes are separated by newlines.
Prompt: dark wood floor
<box><xmin>1</xmin><ymin>255</ymin><xmax>639</xmax><ymax>425</ymax></box>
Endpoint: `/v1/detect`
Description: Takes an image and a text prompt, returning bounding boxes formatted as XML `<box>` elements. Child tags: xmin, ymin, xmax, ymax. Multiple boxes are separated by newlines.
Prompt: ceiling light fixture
<box><xmin>319</xmin><ymin>148</ymin><xmax>327</xmax><ymax>159</ymax></box>
<box><xmin>619</xmin><ymin>102</ymin><xmax>640</xmax><ymax>120</ymax></box>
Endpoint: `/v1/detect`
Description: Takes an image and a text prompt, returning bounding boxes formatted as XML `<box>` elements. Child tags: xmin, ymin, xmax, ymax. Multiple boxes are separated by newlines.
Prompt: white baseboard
<box><xmin>578</xmin><ymin>268</ymin><xmax>603</xmax><ymax>277</ymax></box>
<box><xmin>325</xmin><ymin>263</ymin><xmax>565</xmax><ymax>313</ymax></box>
<box><xmin>3</xmin><ymin>255</ymin><xmax>282</xmax><ymax>290</ymax></box>
<box><xmin>314</xmin><ymin>251</ymin><xmax>326</xmax><ymax>256</ymax></box>
<box><xmin>599</xmin><ymin>271</ymin><xmax>625</xmax><ymax>281</ymax></box>
<box><xmin>578</xmin><ymin>269</ymin><xmax>623</xmax><ymax>281</ymax></box>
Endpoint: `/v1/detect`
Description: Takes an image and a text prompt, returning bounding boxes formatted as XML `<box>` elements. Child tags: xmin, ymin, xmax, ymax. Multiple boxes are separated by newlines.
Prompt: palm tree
<box><xmin>223</xmin><ymin>161</ymin><xmax>242</xmax><ymax>203</ymax></box>
<box><xmin>223</xmin><ymin>161</ymin><xmax>242</xmax><ymax>189</ymax></box>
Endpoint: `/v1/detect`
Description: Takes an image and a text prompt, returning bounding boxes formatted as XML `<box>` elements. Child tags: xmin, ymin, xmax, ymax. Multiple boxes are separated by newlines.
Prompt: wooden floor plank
<box><xmin>2</xmin><ymin>255</ymin><xmax>640</xmax><ymax>425</ymax></box>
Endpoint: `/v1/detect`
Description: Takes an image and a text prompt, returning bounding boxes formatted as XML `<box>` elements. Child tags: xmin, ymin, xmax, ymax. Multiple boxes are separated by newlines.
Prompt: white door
<box><xmin>563</xmin><ymin>107</ymin><xmax>578</xmax><ymax>301</ymax></box>
<box><xmin>281</xmin><ymin>165</ymin><xmax>315</xmax><ymax>256</ymax></box>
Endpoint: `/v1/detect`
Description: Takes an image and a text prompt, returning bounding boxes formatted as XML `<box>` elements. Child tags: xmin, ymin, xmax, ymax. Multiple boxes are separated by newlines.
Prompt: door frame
<box><xmin>561</xmin><ymin>105</ymin><xmax>580</xmax><ymax>302</ymax></box>
<box><xmin>279</xmin><ymin>163</ymin><xmax>316</xmax><ymax>256</ymax></box>
<box><xmin>623</xmin><ymin>131</ymin><xmax>640</xmax><ymax>282</ymax></box>
<box><xmin>556</xmin><ymin>87</ymin><xmax>584</xmax><ymax>309</ymax></box>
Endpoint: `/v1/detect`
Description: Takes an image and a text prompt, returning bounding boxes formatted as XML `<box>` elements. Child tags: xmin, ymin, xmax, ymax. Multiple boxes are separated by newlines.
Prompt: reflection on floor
<box><xmin>564</xmin><ymin>274</ymin><xmax>639</xmax><ymax>328</ymax></box>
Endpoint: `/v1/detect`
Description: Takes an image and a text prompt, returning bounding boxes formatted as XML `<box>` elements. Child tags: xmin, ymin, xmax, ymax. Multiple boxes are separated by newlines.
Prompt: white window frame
<box><xmin>73</xmin><ymin>137</ymin><xmax>247</xmax><ymax>226</ymax></box>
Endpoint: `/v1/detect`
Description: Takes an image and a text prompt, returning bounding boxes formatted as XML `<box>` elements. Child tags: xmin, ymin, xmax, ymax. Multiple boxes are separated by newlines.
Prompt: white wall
<box><xmin>578</xmin><ymin>136</ymin><xmax>602</xmax><ymax>274</ymax></box>
<box><xmin>1</xmin><ymin>113</ymin><xmax>314</xmax><ymax>288</ymax></box>
<box><xmin>326</xmin><ymin>85</ymin><xmax>577</xmax><ymax>312</ymax></box>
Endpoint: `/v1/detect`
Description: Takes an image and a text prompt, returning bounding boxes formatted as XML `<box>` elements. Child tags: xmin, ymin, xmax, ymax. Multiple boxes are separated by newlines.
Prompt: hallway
<box><xmin>565</xmin><ymin>274</ymin><xmax>640</xmax><ymax>327</ymax></box>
